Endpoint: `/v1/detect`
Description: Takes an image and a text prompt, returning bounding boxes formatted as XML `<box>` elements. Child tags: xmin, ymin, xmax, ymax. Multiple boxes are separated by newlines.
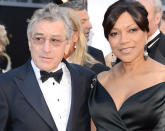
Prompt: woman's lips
<box><xmin>119</xmin><ymin>47</ymin><xmax>134</xmax><ymax>54</ymax></box>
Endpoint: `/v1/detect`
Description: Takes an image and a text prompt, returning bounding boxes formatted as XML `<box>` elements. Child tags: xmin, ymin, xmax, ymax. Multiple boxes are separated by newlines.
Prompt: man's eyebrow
<box><xmin>33</xmin><ymin>33</ymin><xmax>44</xmax><ymax>36</ymax></box>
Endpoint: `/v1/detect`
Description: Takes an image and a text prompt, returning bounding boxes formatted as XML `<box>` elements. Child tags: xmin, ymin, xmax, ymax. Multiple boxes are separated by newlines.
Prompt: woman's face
<box><xmin>108</xmin><ymin>12</ymin><xmax>148</xmax><ymax>63</ymax></box>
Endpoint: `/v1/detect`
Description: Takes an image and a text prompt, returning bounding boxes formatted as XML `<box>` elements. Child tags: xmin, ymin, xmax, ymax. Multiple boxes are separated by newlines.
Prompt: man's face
<box><xmin>75</xmin><ymin>9</ymin><xmax>92</xmax><ymax>41</ymax></box>
<box><xmin>28</xmin><ymin>19</ymin><xmax>70</xmax><ymax>71</ymax></box>
<box><xmin>136</xmin><ymin>0</ymin><xmax>162</xmax><ymax>37</ymax></box>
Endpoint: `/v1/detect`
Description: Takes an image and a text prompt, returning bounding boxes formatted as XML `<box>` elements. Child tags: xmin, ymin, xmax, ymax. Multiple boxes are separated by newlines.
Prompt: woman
<box><xmin>88</xmin><ymin>0</ymin><xmax>165</xmax><ymax>130</ymax></box>
<box><xmin>64</xmin><ymin>8</ymin><xmax>109</xmax><ymax>74</ymax></box>
<box><xmin>0</xmin><ymin>24</ymin><xmax>11</xmax><ymax>73</ymax></box>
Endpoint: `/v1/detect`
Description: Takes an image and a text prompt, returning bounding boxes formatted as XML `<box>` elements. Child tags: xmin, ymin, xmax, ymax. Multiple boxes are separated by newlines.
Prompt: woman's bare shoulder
<box><xmin>158</xmin><ymin>64</ymin><xmax>165</xmax><ymax>81</ymax></box>
<box><xmin>97</xmin><ymin>69</ymin><xmax>115</xmax><ymax>85</ymax></box>
<box><xmin>152</xmin><ymin>60</ymin><xmax>165</xmax><ymax>72</ymax></box>
<box><xmin>148</xmin><ymin>59</ymin><xmax>165</xmax><ymax>81</ymax></box>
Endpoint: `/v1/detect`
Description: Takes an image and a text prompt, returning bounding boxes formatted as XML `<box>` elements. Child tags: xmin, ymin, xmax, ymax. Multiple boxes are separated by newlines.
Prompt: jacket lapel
<box><xmin>13</xmin><ymin>60</ymin><xmax>57</xmax><ymax>131</ymax></box>
<box><xmin>158</xmin><ymin>32</ymin><xmax>165</xmax><ymax>57</ymax></box>
<box><xmin>154</xmin><ymin>47</ymin><xmax>165</xmax><ymax>65</ymax></box>
<box><xmin>151</xmin><ymin>32</ymin><xmax>165</xmax><ymax>65</ymax></box>
<box><xmin>63</xmin><ymin>59</ymin><xmax>83</xmax><ymax>131</ymax></box>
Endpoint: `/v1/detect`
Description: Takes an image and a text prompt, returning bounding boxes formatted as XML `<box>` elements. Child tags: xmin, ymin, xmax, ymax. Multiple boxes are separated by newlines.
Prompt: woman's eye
<box><xmin>109</xmin><ymin>32</ymin><xmax>118</xmax><ymax>37</ymax></box>
<box><xmin>129</xmin><ymin>28</ymin><xmax>138</xmax><ymax>32</ymax></box>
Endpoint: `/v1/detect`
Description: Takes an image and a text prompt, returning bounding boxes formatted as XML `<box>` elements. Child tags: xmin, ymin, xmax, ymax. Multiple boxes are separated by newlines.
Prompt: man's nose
<box><xmin>43</xmin><ymin>40</ymin><xmax>51</xmax><ymax>52</ymax></box>
<box><xmin>87</xmin><ymin>20</ymin><xmax>92</xmax><ymax>29</ymax></box>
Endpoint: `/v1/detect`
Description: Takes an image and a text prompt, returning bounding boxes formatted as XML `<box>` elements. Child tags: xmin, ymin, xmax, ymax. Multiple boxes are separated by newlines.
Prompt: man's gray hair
<box><xmin>60</xmin><ymin>1</ymin><xmax>86</xmax><ymax>10</ymax></box>
<box><xmin>27</xmin><ymin>3</ymin><xmax>73</xmax><ymax>41</ymax></box>
<box><xmin>154</xmin><ymin>0</ymin><xmax>162</xmax><ymax>13</ymax></box>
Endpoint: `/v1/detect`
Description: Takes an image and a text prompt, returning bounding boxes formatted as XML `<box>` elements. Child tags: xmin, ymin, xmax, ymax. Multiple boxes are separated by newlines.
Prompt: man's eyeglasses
<box><xmin>31</xmin><ymin>36</ymin><xmax>67</xmax><ymax>46</ymax></box>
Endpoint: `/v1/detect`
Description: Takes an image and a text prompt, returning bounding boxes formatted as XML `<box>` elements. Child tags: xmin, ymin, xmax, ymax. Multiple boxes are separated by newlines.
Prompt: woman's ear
<box><xmin>72</xmin><ymin>32</ymin><xmax>78</xmax><ymax>43</ymax></box>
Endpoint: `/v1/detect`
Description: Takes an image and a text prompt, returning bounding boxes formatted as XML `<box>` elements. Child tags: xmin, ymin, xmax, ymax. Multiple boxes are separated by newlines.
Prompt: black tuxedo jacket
<box><xmin>149</xmin><ymin>32</ymin><xmax>165</xmax><ymax>65</ymax></box>
<box><xmin>89</xmin><ymin>63</ymin><xmax>110</xmax><ymax>74</ymax></box>
<box><xmin>87</xmin><ymin>46</ymin><xmax>105</xmax><ymax>65</ymax></box>
<box><xmin>0</xmin><ymin>59</ymin><xmax>95</xmax><ymax>131</ymax></box>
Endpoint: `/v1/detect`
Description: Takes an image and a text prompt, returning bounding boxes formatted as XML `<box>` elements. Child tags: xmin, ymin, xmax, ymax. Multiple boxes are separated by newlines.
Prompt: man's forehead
<box><xmin>75</xmin><ymin>9</ymin><xmax>89</xmax><ymax>19</ymax></box>
<box><xmin>32</xmin><ymin>32</ymin><xmax>63</xmax><ymax>37</ymax></box>
<box><xmin>136</xmin><ymin>0</ymin><xmax>154</xmax><ymax>7</ymax></box>
<box><xmin>136</xmin><ymin>0</ymin><xmax>155</xmax><ymax>13</ymax></box>
<box><xmin>32</xmin><ymin>19</ymin><xmax>65</xmax><ymax>29</ymax></box>
<box><xmin>31</xmin><ymin>20</ymin><xmax>66</xmax><ymax>37</ymax></box>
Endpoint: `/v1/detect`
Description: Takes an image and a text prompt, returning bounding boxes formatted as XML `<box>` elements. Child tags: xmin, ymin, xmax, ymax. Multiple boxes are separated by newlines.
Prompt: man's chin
<box><xmin>85</xmin><ymin>36</ymin><xmax>89</xmax><ymax>42</ymax></box>
<box><xmin>37</xmin><ymin>63</ymin><xmax>54</xmax><ymax>71</ymax></box>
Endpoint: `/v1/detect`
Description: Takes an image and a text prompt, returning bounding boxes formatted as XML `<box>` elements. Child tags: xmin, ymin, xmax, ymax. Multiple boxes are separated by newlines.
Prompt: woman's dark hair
<box><xmin>102</xmin><ymin>0</ymin><xmax>149</xmax><ymax>40</ymax></box>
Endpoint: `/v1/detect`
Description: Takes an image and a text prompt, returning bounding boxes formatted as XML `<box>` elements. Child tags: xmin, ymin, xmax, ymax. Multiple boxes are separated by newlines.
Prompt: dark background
<box><xmin>0</xmin><ymin>5</ymin><xmax>34</xmax><ymax>68</ymax></box>
<box><xmin>0</xmin><ymin>0</ymin><xmax>69</xmax><ymax>69</ymax></box>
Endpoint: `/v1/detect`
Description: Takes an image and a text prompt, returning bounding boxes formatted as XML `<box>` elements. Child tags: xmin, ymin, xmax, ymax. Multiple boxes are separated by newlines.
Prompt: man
<box><xmin>160</xmin><ymin>11</ymin><xmax>165</xmax><ymax>34</ymax></box>
<box><xmin>60</xmin><ymin>1</ymin><xmax>106</xmax><ymax>65</ymax></box>
<box><xmin>136</xmin><ymin>0</ymin><xmax>165</xmax><ymax>64</ymax></box>
<box><xmin>0</xmin><ymin>3</ymin><xmax>95</xmax><ymax>131</ymax></box>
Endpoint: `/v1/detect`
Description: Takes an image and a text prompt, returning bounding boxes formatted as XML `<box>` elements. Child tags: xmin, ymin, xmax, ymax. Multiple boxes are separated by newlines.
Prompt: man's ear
<box><xmin>145</xmin><ymin>32</ymin><xmax>149</xmax><ymax>45</ymax></box>
<box><xmin>64</xmin><ymin>32</ymin><xmax>78</xmax><ymax>57</ymax></box>
<box><xmin>64</xmin><ymin>39</ymin><xmax>71</xmax><ymax>55</ymax></box>
<box><xmin>27</xmin><ymin>36</ymin><xmax>31</xmax><ymax>47</ymax></box>
<box><xmin>28</xmin><ymin>36</ymin><xmax>32</xmax><ymax>51</ymax></box>
<box><xmin>156</xmin><ymin>11</ymin><xmax>162</xmax><ymax>26</ymax></box>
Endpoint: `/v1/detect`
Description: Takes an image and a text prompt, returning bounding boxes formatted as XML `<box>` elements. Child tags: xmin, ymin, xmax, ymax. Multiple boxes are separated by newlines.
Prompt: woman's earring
<box><xmin>111</xmin><ymin>53</ymin><xmax>116</xmax><ymax>67</ymax></box>
<box><xmin>144</xmin><ymin>45</ymin><xmax>148</xmax><ymax>61</ymax></box>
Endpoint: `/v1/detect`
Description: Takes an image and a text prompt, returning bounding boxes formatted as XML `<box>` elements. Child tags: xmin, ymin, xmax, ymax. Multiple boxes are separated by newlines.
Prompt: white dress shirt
<box><xmin>147</xmin><ymin>29</ymin><xmax>160</xmax><ymax>48</ymax></box>
<box><xmin>31</xmin><ymin>60</ymin><xmax>71</xmax><ymax>131</ymax></box>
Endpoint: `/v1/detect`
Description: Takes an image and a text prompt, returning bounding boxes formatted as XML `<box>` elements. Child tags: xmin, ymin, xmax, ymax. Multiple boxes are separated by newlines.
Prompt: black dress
<box><xmin>88</xmin><ymin>77</ymin><xmax>165</xmax><ymax>131</ymax></box>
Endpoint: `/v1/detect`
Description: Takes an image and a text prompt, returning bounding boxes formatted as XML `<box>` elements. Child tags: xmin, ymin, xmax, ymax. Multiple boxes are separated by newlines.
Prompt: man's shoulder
<box><xmin>0</xmin><ymin>61</ymin><xmax>29</xmax><ymax>81</ymax></box>
<box><xmin>159</xmin><ymin>31</ymin><xmax>165</xmax><ymax>39</ymax></box>
<box><xmin>69</xmin><ymin>63</ymin><xmax>96</xmax><ymax>77</ymax></box>
<box><xmin>159</xmin><ymin>32</ymin><xmax>165</xmax><ymax>42</ymax></box>
<box><xmin>69</xmin><ymin>63</ymin><xmax>95</xmax><ymax>75</ymax></box>
<box><xmin>158</xmin><ymin>32</ymin><xmax>165</xmax><ymax>53</ymax></box>
<box><xmin>87</xmin><ymin>45</ymin><xmax>103</xmax><ymax>53</ymax></box>
<box><xmin>64</xmin><ymin>58</ymin><xmax>95</xmax><ymax>74</ymax></box>
<box><xmin>90</xmin><ymin>63</ymin><xmax>110</xmax><ymax>74</ymax></box>
<box><xmin>87</xmin><ymin>46</ymin><xmax>105</xmax><ymax>64</ymax></box>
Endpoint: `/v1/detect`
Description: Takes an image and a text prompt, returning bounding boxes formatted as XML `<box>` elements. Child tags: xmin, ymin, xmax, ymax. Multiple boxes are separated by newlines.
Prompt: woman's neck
<box><xmin>119</xmin><ymin>56</ymin><xmax>149</xmax><ymax>75</ymax></box>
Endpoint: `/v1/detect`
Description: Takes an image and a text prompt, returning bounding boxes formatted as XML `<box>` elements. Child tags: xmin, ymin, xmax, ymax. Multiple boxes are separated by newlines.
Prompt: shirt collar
<box><xmin>147</xmin><ymin>29</ymin><xmax>160</xmax><ymax>43</ymax></box>
<box><xmin>31</xmin><ymin>60</ymin><xmax>66</xmax><ymax>81</ymax></box>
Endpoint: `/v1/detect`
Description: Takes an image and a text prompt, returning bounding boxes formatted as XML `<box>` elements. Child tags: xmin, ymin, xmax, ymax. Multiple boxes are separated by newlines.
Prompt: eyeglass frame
<box><xmin>30</xmin><ymin>35</ymin><xmax>68</xmax><ymax>47</ymax></box>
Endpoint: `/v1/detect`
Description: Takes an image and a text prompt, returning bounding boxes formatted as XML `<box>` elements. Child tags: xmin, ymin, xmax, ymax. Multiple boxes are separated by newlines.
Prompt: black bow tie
<box><xmin>40</xmin><ymin>68</ymin><xmax>63</xmax><ymax>83</ymax></box>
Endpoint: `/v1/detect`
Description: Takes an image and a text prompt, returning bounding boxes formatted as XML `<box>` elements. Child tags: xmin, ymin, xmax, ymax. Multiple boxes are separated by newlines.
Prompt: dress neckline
<box><xmin>97</xmin><ymin>80</ymin><xmax>165</xmax><ymax>112</ymax></box>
